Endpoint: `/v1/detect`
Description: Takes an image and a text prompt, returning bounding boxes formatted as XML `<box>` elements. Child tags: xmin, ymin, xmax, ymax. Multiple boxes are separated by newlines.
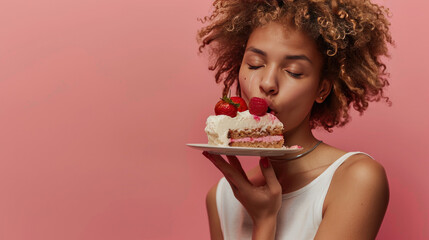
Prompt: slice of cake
<box><xmin>205</xmin><ymin>97</ymin><xmax>284</xmax><ymax>148</ymax></box>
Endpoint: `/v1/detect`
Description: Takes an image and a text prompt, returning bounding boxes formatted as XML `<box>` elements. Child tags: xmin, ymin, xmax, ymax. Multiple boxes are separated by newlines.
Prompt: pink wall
<box><xmin>0</xmin><ymin>0</ymin><xmax>427</xmax><ymax>239</ymax></box>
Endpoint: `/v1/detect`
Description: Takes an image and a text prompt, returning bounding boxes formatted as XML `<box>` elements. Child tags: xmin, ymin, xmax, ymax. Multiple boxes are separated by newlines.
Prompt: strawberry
<box><xmin>214</xmin><ymin>96</ymin><xmax>239</xmax><ymax>117</ymax></box>
<box><xmin>230</xmin><ymin>96</ymin><xmax>248</xmax><ymax>112</ymax></box>
<box><xmin>249</xmin><ymin>97</ymin><xmax>268</xmax><ymax>116</ymax></box>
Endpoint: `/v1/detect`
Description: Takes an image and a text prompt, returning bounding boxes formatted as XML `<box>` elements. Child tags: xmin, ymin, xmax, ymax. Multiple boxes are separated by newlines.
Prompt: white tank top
<box><xmin>216</xmin><ymin>152</ymin><xmax>370</xmax><ymax>240</ymax></box>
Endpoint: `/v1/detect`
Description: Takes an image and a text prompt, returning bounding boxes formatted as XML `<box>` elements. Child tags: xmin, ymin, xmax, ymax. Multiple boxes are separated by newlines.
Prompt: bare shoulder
<box><xmin>317</xmin><ymin>153</ymin><xmax>389</xmax><ymax>239</ymax></box>
<box><xmin>336</xmin><ymin>153</ymin><xmax>389</xmax><ymax>189</ymax></box>
<box><xmin>329</xmin><ymin>153</ymin><xmax>389</xmax><ymax>204</ymax></box>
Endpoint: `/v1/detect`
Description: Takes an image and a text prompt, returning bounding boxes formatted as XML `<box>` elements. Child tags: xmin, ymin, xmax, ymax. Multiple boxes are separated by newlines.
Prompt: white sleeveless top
<box><xmin>216</xmin><ymin>152</ymin><xmax>370</xmax><ymax>240</ymax></box>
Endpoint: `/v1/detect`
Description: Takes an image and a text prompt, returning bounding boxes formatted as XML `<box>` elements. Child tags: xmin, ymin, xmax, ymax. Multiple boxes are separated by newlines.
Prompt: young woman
<box><xmin>198</xmin><ymin>1</ymin><xmax>393</xmax><ymax>239</ymax></box>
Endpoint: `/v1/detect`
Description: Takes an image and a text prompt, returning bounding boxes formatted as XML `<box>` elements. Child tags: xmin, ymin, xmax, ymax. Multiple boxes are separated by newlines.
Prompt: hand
<box><xmin>202</xmin><ymin>151</ymin><xmax>282</xmax><ymax>226</ymax></box>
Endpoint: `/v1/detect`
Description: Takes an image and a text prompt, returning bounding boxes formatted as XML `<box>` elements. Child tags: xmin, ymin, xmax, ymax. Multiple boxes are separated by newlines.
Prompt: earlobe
<box><xmin>315</xmin><ymin>78</ymin><xmax>332</xmax><ymax>103</ymax></box>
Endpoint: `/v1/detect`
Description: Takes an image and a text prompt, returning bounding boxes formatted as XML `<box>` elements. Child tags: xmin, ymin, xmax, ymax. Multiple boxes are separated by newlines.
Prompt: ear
<box><xmin>315</xmin><ymin>78</ymin><xmax>332</xmax><ymax>103</ymax></box>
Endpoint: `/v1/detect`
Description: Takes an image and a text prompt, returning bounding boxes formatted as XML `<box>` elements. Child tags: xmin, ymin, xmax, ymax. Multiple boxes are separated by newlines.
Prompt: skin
<box><xmin>203</xmin><ymin>21</ymin><xmax>389</xmax><ymax>240</ymax></box>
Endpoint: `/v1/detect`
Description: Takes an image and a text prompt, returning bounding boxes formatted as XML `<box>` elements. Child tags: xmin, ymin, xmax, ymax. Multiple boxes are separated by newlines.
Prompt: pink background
<box><xmin>0</xmin><ymin>0</ymin><xmax>427</xmax><ymax>239</ymax></box>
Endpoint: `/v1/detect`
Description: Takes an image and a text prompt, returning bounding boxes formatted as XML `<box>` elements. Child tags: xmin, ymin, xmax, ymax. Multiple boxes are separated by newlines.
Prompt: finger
<box><xmin>203</xmin><ymin>151</ymin><xmax>251</xmax><ymax>190</ymax></box>
<box><xmin>259</xmin><ymin>157</ymin><xmax>281</xmax><ymax>191</ymax></box>
<box><xmin>226</xmin><ymin>155</ymin><xmax>250</xmax><ymax>183</ymax></box>
<box><xmin>202</xmin><ymin>152</ymin><xmax>239</xmax><ymax>191</ymax></box>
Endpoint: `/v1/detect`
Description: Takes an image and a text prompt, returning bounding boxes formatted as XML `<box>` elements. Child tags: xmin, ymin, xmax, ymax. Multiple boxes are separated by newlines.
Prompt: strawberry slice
<box><xmin>214</xmin><ymin>96</ymin><xmax>239</xmax><ymax>117</ymax></box>
<box><xmin>230</xmin><ymin>96</ymin><xmax>248</xmax><ymax>112</ymax></box>
<box><xmin>249</xmin><ymin>97</ymin><xmax>268</xmax><ymax>116</ymax></box>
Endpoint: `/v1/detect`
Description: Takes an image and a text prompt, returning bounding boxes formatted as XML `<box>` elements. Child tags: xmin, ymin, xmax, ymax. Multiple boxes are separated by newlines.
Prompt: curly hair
<box><xmin>197</xmin><ymin>0</ymin><xmax>394</xmax><ymax>131</ymax></box>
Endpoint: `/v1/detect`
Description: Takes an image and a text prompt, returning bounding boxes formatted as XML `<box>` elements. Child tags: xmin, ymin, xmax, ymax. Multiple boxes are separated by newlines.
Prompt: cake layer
<box><xmin>228</xmin><ymin>126</ymin><xmax>283</xmax><ymax>138</ymax></box>
<box><xmin>229</xmin><ymin>135</ymin><xmax>283</xmax><ymax>143</ymax></box>
<box><xmin>229</xmin><ymin>140</ymin><xmax>284</xmax><ymax>148</ymax></box>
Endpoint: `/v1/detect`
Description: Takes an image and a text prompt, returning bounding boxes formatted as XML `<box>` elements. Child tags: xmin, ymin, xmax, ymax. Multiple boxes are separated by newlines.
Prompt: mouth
<box><xmin>267</xmin><ymin>107</ymin><xmax>277</xmax><ymax>116</ymax></box>
<box><xmin>261</xmin><ymin>98</ymin><xmax>274</xmax><ymax>113</ymax></box>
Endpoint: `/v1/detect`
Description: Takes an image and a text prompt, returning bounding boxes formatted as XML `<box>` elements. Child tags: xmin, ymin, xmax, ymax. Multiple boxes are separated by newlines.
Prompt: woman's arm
<box><xmin>206</xmin><ymin>183</ymin><xmax>224</xmax><ymax>240</ymax></box>
<box><xmin>315</xmin><ymin>155</ymin><xmax>389</xmax><ymax>240</ymax></box>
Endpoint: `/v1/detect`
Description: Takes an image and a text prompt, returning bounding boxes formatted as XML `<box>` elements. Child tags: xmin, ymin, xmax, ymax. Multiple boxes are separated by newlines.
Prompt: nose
<box><xmin>259</xmin><ymin>65</ymin><xmax>278</xmax><ymax>95</ymax></box>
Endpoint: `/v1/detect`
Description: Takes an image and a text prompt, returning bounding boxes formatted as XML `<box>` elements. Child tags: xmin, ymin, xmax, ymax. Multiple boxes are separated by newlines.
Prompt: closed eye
<box><xmin>248</xmin><ymin>64</ymin><xmax>263</xmax><ymax>70</ymax></box>
<box><xmin>286</xmin><ymin>71</ymin><xmax>303</xmax><ymax>78</ymax></box>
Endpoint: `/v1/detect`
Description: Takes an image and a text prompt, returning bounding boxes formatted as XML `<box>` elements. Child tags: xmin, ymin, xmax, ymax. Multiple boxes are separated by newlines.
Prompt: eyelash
<box><xmin>286</xmin><ymin>71</ymin><xmax>303</xmax><ymax>78</ymax></box>
<box><xmin>248</xmin><ymin>64</ymin><xmax>262</xmax><ymax>70</ymax></box>
<box><xmin>247</xmin><ymin>64</ymin><xmax>303</xmax><ymax>78</ymax></box>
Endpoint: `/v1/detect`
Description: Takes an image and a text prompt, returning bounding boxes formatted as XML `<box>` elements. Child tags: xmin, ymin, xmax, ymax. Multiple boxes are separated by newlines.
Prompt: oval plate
<box><xmin>186</xmin><ymin>143</ymin><xmax>302</xmax><ymax>157</ymax></box>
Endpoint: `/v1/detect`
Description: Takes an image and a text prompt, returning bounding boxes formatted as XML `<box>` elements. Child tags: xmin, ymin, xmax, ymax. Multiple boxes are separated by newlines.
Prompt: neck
<box><xmin>284</xmin><ymin>116</ymin><xmax>318</xmax><ymax>152</ymax></box>
<box><xmin>266</xmin><ymin>117</ymin><xmax>326</xmax><ymax>190</ymax></box>
<box><xmin>270</xmin><ymin>115</ymin><xmax>320</xmax><ymax>161</ymax></box>
<box><xmin>284</xmin><ymin>129</ymin><xmax>317</xmax><ymax>149</ymax></box>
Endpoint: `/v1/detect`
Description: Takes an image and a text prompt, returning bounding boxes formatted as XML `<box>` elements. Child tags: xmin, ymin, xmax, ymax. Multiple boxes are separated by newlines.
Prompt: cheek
<box><xmin>238</xmin><ymin>69</ymin><xmax>250</xmax><ymax>100</ymax></box>
<box><xmin>287</xmin><ymin>86</ymin><xmax>315</xmax><ymax>103</ymax></box>
<box><xmin>276</xmin><ymin>84</ymin><xmax>318</xmax><ymax>125</ymax></box>
<box><xmin>279</xmin><ymin>82</ymin><xmax>314</xmax><ymax>103</ymax></box>
<box><xmin>238</xmin><ymin>69</ymin><xmax>260</xmax><ymax>100</ymax></box>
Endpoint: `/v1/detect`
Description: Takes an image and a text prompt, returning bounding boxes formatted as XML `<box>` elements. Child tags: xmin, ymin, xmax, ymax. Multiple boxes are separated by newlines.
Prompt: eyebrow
<box><xmin>246</xmin><ymin>47</ymin><xmax>313</xmax><ymax>64</ymax></box>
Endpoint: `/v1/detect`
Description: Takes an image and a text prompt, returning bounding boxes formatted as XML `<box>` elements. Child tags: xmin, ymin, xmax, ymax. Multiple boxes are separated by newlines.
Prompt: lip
<box><xmin>268</xmin><ymin>107</ymin><xmax>277</xmax><ymax>116</ymax></box>
<box><xmin>266</xmin><ymin>102</ymin><xmax>278</xmax><ymax>116</ymax></box>
<box><xmin>260</xmin><ymin>99</ymin><xmax>277</xmax><ymax>115</ymax></box>
<box><xmin>263</xmin><ymin>98</ymin><xmax>272</xmax><ymax>107</ymax></box>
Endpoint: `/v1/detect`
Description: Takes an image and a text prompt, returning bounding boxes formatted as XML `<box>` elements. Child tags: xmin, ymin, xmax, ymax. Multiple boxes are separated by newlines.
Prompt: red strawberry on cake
<box><xmin>230</xmin><ymin>96</ymin><xmax>248</xmax><ymax>112</ymax></box>
<box><xmin>249</xmin><ymin>97</ymin><xmax>268</xmax><ymax>116</ymax></box>
<box><xmin>214</xmin><ymin>96</ymin><xmax>239</xmax><ymax>117</ymax></box>
<box><xmin>205</xmin><ymin>97</ymin><xmax>284</xmax><ymax>148</ymax></box>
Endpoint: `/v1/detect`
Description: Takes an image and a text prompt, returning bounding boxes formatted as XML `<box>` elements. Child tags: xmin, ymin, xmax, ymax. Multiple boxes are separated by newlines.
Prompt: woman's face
<box><xmin>239</xmin><ymin>21</ymin><xmax>327</xmax><ymax>132</ymax></box>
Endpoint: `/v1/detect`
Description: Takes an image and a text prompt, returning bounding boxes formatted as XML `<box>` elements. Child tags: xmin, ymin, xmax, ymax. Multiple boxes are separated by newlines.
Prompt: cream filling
<box><xmin>230</xmin><ymin>135</ymin><xmax>283</xmax><ymax>143</ymax></box>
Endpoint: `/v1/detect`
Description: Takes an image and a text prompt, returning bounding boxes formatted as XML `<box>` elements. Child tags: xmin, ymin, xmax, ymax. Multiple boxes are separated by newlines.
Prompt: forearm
<box><xmin>252</xmin><ymin>217</ymin><xmax>277</xmax><ymax>240</ymax></box>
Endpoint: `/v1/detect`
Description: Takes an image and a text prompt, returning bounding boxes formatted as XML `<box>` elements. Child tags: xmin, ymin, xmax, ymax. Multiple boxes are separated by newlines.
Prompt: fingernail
<box><xmin>261</xmin><ymin>157</ymin><xmax>269</xmax><ymax>168</ymax></box>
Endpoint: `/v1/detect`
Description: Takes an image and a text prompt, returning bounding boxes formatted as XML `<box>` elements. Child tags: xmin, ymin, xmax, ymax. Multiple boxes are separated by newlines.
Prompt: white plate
<box><xmin>186</xmin><ymin>143</ymin><xmax>302</xmax><ymax>157</ymax></box>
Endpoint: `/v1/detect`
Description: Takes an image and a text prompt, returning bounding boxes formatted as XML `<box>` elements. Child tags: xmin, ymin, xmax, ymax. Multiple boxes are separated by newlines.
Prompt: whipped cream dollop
<box><xmin>205</xmin><ymin>110</ymin><xmax>284</xmax><ymax>146</ymax></box>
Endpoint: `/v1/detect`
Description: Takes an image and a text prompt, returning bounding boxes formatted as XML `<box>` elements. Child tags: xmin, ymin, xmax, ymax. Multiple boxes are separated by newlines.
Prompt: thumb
<box><xmin>259</xmin><ymin>157</ymin><xmax>280</xmax><ymax>189</ymax></box>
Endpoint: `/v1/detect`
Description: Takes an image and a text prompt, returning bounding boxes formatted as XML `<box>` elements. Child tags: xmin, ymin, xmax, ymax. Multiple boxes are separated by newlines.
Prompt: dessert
<box><xmin>205</xmin><ymin>97</ymin><xmax>284</xmax><ymax>148</ymax></box>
